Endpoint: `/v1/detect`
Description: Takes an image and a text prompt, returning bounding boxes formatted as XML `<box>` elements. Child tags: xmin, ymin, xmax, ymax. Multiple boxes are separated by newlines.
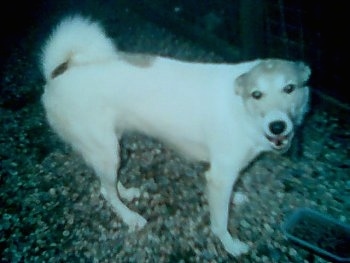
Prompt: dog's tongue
<box><xmin>272</xmin><ymin>137</ymin><xmax>283</xmax><ymax>146</ymax></box>
<box><xmin>267</xmin><ymin>135</ymin><xmax>285</xmax><ymax>147</ymax></box>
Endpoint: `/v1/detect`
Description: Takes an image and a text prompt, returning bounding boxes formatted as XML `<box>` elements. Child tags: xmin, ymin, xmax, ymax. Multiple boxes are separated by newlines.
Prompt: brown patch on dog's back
<box><xmin>51</xmin><ymin>61</ymin><xmax>69</xmax><ymax>79</ymax></box>
<box><xmin>118</xmin><ymin>52</ymin><xmax>155</xmax><ymax>68</ymax></box>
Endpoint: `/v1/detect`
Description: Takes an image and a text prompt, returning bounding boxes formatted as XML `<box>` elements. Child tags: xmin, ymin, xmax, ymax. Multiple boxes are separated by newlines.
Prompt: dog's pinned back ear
<box><xmin>234</xmin><ymin>60</ymin><xmax>311</xmax><ymax>97</ymax></box>
<box><xmin>234</xmin><ymin>72</ymin><xmax>248</xmax><ymax>97</ymax></box>
<box><xmin>296</xmin><ymin>62</ymin><xmax>311</xmax><ymax>84</ymax></box>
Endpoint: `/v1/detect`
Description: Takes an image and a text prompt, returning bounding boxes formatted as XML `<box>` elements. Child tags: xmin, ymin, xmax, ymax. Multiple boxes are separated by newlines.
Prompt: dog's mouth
<box><xmin>265</xmin><ymin>133</ymin><xmax>292</xmax><ymax>152</ymax></box>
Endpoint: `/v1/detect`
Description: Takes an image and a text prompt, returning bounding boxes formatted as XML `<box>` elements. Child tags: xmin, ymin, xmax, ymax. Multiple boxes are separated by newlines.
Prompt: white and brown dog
<box><xmin>41</xmin><ymin>16</ymin><xmax>310</xmax><ymax>257</ymax></box>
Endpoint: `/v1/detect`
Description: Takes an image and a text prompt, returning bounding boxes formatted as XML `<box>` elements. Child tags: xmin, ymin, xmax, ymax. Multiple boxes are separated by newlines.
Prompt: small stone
<box><xmin>49</xmin><ymin>188</ymin><xmax>56</xmax><ymax>195</ymax></box>
<box><xmin>288</xmin><ymin>247</ymin><xmax>297</xmax><ymax>257</ymax></box>
<box><xmin>240</xmin><ymin>219</ymin><xmax>250</xmax><ymax>228</ymax></box>
<box><xmin>233</xmin><ymin>191</ymin><xmax>248</xmax><ymax>205</ymax></box>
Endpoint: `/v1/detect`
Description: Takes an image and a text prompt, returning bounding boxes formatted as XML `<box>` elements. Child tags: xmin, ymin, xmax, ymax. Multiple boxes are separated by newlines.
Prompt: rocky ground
<box><xmin>1</xmin><ymin>6</ymin><xmax>349</xmax><ymax>263</ymax></box>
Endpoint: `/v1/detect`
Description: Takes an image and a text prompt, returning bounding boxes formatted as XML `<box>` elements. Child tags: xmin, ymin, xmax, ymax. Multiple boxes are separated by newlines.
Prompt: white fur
<box><xmin>41</xmin><ymin>15</ymin><xmax>311</xmax><ymax>257</ymax></box>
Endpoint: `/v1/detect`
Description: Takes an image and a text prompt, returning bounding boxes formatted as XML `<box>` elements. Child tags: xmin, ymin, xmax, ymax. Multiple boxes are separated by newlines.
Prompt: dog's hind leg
<box><xmin>77</xmin><ymin>129</ymin><xmax>147</xmax><ymax>231</ymax></box>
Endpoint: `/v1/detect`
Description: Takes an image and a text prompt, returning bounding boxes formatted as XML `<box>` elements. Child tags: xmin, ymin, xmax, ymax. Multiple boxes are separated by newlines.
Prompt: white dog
<box><xmin>41</xmin><ymin>16</ymin><xmax>310</xmax><ymax>257</ymax></box>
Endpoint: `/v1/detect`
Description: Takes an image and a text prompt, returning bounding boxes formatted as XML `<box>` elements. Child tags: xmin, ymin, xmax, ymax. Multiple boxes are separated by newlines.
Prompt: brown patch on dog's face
<box><xmin>234</xmin><ymin>59</ymin><xmax>311</xmax><ymax>152</ymax></box>
<box><xmin>118</xmin><ymin>52</ymin><xmax>155</xmax><ymax>68</ymax></box>
<box><xmin>235</xmin><ymin>60</ymin><xmax>310</xmax><ymax>98</ymax></box>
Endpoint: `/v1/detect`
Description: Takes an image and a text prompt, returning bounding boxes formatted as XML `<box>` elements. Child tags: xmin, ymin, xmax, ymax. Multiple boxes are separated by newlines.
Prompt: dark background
<box><xmin>1</xmin><ymin>0</ymin><xmax>349</xmax><ymax>108</ymax></box>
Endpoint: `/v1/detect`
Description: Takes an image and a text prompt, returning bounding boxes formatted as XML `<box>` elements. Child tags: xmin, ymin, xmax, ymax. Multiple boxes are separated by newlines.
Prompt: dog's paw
<box><xmin>120</xmin><ymin>187</ymin><xmax>141</xmax><ymax>202</ymax></box>
<box><xmin>118</xmin><ymin>183</ymin><xmax>141</xmax><ymax>201</ymax></box>
<box><xmin>225</xmin><ymin>238</ymin><xmax>249</xmax><ymax>257</ymax></box>
<box><xmin>216</xmin><ymin>230</ymin><xmax>249</xmax><ymax>257</ymax></box>
<box><xmin>126</xmin><ymin>212</ymin><xmax>147</xmax><ymax>232</ymax></box>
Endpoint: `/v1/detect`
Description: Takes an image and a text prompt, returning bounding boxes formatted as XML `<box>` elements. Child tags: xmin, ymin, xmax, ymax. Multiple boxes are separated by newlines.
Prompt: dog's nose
<box><xmin>269</xmin><ymin>121</ymin><xmax>286</xmax><ymax>135</ymax></box>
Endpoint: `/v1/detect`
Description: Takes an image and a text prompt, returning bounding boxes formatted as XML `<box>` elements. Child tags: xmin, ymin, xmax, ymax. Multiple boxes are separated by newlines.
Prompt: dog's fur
<box><xmin>41</xmin><ymin>16</ymin><xmax>311</xmax><ymax>256</ymax></box>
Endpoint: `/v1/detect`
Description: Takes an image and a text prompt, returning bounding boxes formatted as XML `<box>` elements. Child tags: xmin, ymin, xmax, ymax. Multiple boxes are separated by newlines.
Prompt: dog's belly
<box><xmin>161</xmin><ymin>136</ymin><xmax>210</xmax><ymax>161</ymax></box>
<box><xmin>121</xmin><ymin>112</ymin><xmax>210</xmax><ymax>162</ymax></box>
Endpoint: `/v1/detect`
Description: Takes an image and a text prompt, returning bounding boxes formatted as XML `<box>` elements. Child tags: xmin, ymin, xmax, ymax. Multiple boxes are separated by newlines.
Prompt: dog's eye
<box><xmin>251</xmin><ymin>90</ymin><xmax>263</xmax><ymax>99</ymax></box>
<box><xmin>283</xmin><ymin>84</ymin><xmax>296</xmax><ymax>94</ymax></box>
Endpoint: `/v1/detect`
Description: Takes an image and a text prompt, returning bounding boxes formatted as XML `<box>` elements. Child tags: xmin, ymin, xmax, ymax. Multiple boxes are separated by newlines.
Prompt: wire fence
<box><xmin>124</xmin><ymin>0</ymin><xmax>347</xmax><ymax>107</ymax></box>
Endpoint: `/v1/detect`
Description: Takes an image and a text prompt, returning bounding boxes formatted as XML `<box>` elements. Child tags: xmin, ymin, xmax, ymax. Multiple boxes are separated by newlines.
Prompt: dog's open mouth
<box><xmin>266</xmin><ymin>134</ymin><xmax>291</xmax><ymax>150</ymax></box>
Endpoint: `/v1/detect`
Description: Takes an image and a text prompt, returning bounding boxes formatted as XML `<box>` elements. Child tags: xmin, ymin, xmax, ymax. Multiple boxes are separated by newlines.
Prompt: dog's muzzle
<box><xmin>265</xmin><ymin>120</ymin><xmax>293</xmax><ymax>152</ymax></box>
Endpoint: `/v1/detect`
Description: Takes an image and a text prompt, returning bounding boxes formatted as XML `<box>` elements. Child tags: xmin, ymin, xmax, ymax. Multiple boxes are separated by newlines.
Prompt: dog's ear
<box><xmin>297</xmin><ymin>62</ymin><xmax>311</xmax><ymax>83</ymax></box>
<box><xmin>235</xmin><ymin>73</ymin><xmax>247</xmax><ymax>96</ymax></box>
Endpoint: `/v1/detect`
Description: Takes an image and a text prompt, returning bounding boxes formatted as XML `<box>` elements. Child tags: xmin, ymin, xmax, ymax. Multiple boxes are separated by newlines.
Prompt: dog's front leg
<box><xmin>206</xmin><ymin>161</ymin><xmax>249</xmax><ymax>257</ymax></box>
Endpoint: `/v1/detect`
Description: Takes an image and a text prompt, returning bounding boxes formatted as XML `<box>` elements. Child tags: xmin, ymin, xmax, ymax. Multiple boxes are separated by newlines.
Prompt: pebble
<box><xmin>233</xmin><ymin>191</ymin><xmax>249</xmax><ymax>205</ymax></box>
<box><xmin>240</xmin><ymin>219</ymin><xmax>250</xmax><ymax>228</ymax></box>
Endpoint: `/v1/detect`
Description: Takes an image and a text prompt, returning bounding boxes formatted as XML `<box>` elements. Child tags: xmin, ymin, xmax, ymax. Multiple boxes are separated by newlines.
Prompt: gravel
<box><xmin>1</xmin><ymin>7</ymin><xmax>349</xmax><ymax>263</ymax></box>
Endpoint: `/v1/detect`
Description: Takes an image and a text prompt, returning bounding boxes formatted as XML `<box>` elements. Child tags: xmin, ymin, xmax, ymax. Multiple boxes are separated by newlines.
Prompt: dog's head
<box><xmin>235</xmin><ymin>59</ymin><xmax>311</xmax><ymax>153</ymax></box>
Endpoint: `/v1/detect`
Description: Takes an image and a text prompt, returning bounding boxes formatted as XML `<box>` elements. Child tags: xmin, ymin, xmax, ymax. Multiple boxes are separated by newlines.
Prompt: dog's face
<box><xmin>235</xmin><ymin>59</ymin><xmax>311</xmax><ymax>153</ymax></box>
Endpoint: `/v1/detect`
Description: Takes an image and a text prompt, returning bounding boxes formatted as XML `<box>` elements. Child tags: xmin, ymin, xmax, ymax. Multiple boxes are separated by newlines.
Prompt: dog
<box><xmin>40</xmin><ymin>15</ymin><xmax>311</xmax><ymax>257</ymax></box>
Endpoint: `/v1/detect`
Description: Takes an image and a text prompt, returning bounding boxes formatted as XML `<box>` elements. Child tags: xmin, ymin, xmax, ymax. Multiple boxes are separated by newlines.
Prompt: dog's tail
<box><xmin>41</xmin><ymin>15</ymin><xmax>116</xmax><ymax>81</ymax></box>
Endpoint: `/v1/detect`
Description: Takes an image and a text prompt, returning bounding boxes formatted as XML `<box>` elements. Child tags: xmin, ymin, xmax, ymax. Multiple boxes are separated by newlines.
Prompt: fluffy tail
<box><xmin>41</xmin><ymin>15</ymin><xmax>116</xmax><ymax>81</ymax></box>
